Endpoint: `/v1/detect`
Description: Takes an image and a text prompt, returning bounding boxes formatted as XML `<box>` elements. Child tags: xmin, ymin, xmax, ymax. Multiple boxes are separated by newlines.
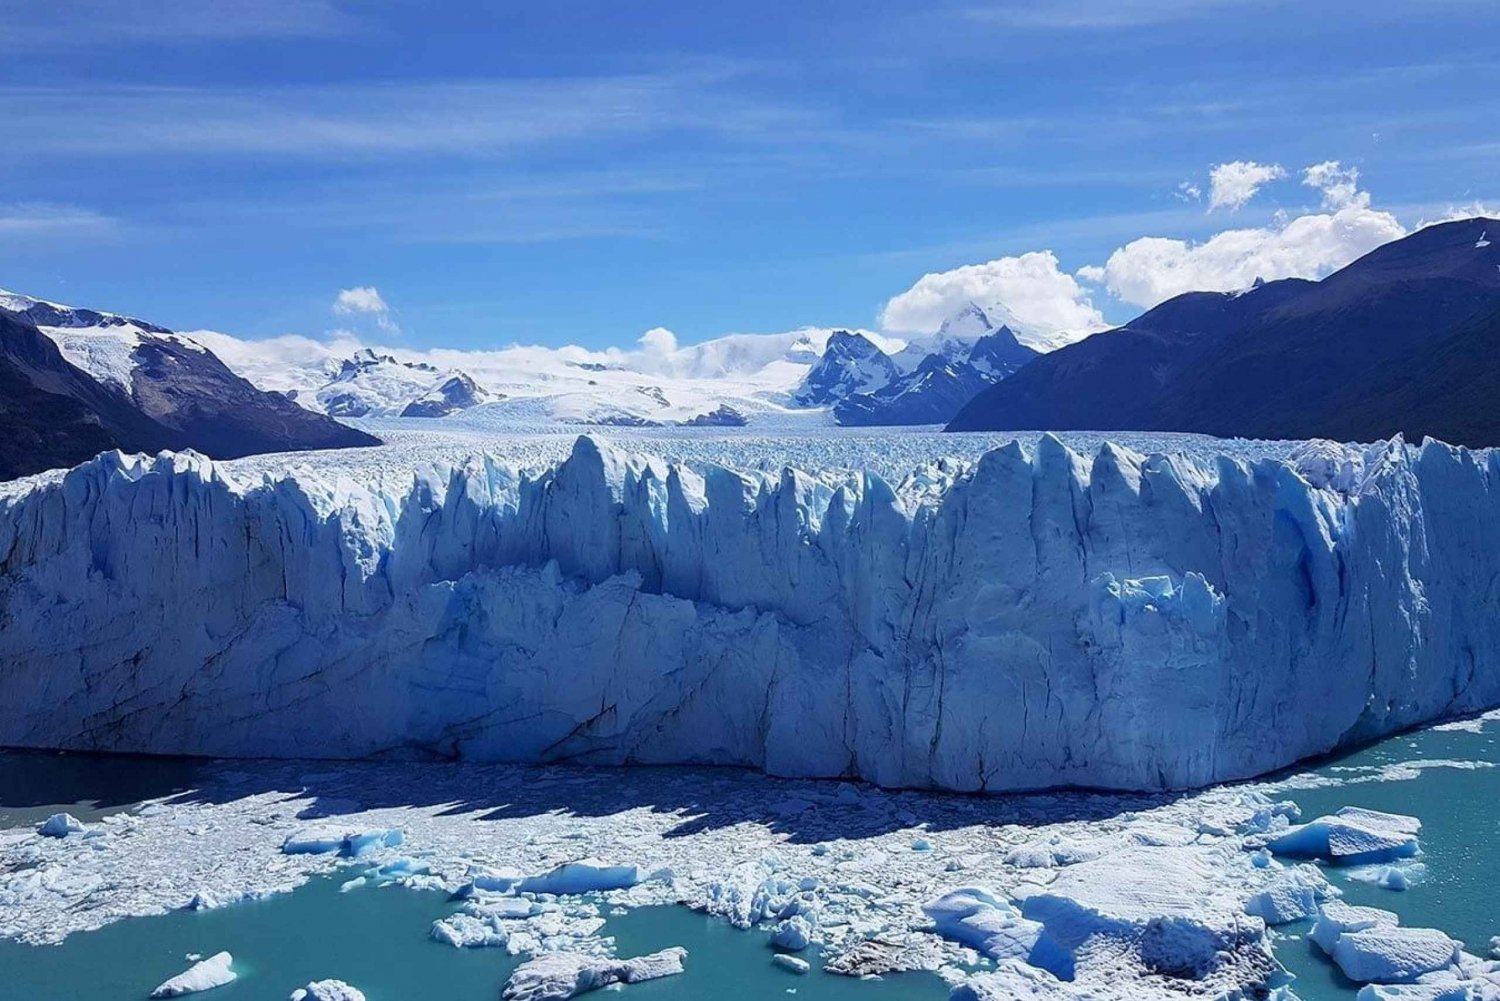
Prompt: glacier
<box><xmin>2</xmin><ymin>432</ymin><xmax>1499</xmax><ymax>793</ymax></box>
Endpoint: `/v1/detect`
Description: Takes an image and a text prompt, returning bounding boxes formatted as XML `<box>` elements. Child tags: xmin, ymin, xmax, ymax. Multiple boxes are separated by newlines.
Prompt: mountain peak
<box><xmin>936</xmin><ymin>302</ymin><xmax>995</xmax><ymax>341</ymax></box>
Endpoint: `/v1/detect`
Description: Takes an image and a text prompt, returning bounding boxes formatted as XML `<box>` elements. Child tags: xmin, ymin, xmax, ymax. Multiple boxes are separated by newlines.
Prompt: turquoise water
<box><xmin>1</xmin><ymin>714</ymin><xmax>1496</xmax><ymax>1000</ymax></box>
<box><xmin>1268</xmin><ymin>717</ymin><xmax>1500</xmax><ymax>1000</ymax></box>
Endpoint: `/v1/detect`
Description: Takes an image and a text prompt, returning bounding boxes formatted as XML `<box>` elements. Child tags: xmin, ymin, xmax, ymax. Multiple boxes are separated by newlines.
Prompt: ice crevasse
<box><xmin>1</xmin><ymin>433</ymin><xmax>1498</xmax><ymax>793</ymax></box>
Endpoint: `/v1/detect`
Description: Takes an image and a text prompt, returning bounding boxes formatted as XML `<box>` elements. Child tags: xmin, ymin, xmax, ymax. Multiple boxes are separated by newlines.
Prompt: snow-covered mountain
<box><xmin>836</xmin><ymin>304</ymin><xmax>1040</xmax><ymax>425</ymax></box>
<box><xmin>307</xmin><ymin>348</ymin><xmax>497</xmax><ymax>419</ymax></box>
<box><xmin>792</xmin><ymin>330</ymin><xmax>900</xmax><ymax>406</ymax></box>
<box><xmin>193</xmin><ymin>323</ymin><xmax>900</xmax><ymax>430</ymax></box>
<box><xmin>400</xmin><ymin>371</ymin><xmax>493</xmax><ymax>418</ymax></box>
<box><xmin>0</xmin><ymin>289</ymin><xmax>377</xmax><ymax>479</ymax></box>
<box><xmin>3</xmin><ymin>434</ymin><xmax>1497</xmax><ymax>795</ymax></box>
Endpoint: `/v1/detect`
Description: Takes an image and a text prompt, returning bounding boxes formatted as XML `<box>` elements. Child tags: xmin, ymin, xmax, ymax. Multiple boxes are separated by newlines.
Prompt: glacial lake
<box><xmin>0</xmin><ymin>711</ymin><xmax>1495</xmax><ymax>1001</ymax></box>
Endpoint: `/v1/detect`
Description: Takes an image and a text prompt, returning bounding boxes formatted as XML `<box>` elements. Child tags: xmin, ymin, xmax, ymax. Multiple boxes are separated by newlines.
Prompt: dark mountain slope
<box><xmin>949</xmin><ymin>219</ymin><xmax>1500</xmax><ymax>445</ymax></box>
<box><xmin>0</xmin><ymin>311</ymin><xmax>180</xmax><ymax>479</ymax></box>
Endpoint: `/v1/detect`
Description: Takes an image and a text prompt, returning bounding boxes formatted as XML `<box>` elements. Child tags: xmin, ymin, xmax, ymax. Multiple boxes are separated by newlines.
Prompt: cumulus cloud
<box><xmin>332</xmin><ymin>285</ymin><xmax>398</xmax><ymax>333</ymax></box>
<box><xmin>1081</xmin><ymin>162</ymin><xmax>1406</xmax><ymax>309</ymax></box>
<box><xmin>1208</xmin><ymin>160</ymin><xmax>1286</xmax><ymax>212</ymax></box>
<box><xmin>879</xmin><ymin>250</ymin><xmax>1107</xmax><ymax>350</ymax></box>
<box><xmin>637</xmin><ymin>326</ymin><xmax>679</xmax><ymax>354</ymax></box>
<box><xmin>1302</xmin><ymin>160</ymin><xmax>1365</xmax><ymax>210</ymax></box>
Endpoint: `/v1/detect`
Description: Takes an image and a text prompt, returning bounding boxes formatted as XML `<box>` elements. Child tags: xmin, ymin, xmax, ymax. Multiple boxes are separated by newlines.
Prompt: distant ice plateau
<box><xmin>2</xmin><ymin>428</ymin><xmax>1498</xmax><ymax>795</ymax></box>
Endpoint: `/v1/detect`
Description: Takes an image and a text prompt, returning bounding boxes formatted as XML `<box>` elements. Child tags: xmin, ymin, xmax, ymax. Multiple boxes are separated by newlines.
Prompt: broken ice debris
<box><xmin>501</xmin><ymin>947</ymin><xmax>687</xmax><ymax>1000</ymax></box>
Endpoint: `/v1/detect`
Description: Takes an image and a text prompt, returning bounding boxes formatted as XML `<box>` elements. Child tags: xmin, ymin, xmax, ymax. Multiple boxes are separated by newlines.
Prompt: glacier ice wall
<box><xmin>2</xmin><ymin>434</ymin><xmax>1498</xmax><ymax>793</ymax></box>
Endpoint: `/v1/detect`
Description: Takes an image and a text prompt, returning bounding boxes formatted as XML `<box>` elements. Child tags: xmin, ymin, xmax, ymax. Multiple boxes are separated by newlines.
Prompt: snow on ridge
<box><xmin>2</xmin><ymin>431</ymin><xmax>1497</xmax><ymax>796</ymax></box>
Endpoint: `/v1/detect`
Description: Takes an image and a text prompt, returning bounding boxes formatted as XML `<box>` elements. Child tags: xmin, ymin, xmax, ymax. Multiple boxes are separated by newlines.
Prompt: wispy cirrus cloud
<box><xmin>0</xmin><ymin>75</ymin><xmax>823</xmax><ymax>161</ymax></box>
<box><xmin>0</xmin><ymin>0</ymin><xmax>356</xmax><ymax>48</ymax></box>
<box><xmin>0</xmin><ymin>202</ymin><xmax>119</xmax><ymax>238</ymax></box>
<box><xmin>961</xmin><ymin>0</ymin><xmax>1277</xmax><ymax>30</ymax></box>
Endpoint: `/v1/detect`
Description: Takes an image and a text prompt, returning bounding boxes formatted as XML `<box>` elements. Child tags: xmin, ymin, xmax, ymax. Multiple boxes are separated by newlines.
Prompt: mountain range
<box><xmin>309</xmin><ymin>348</ymin><xmax>499</xmax><ymax>418</ymax></box>
<box><xmin>0</xmin><ymin>292</ymin><xmax>378</xmax><ymax>480</ymax></box>
<box><xmin>949</xmin><ymin>217</ymin><xmax>1500</xmax><ymax>446</ymax></box>
<box><xmin>5</xmin><ymin>216</ymin><xmax>1499</xmax><ymax>481</ymax></box>
<box><xmin>828</xmin><ymin>303</ymin><xmax>1039</xmax><ymax>425</ymax></box>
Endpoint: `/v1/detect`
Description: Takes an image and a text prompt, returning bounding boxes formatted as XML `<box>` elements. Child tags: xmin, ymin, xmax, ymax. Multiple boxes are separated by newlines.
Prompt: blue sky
<box><xmin>1</xmin><ymin>0</ymin><xmax>1495</xmax><ymax>350</ymax></box>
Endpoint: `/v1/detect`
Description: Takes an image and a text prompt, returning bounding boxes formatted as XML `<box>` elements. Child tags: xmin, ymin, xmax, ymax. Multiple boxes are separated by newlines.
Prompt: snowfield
<box><xmin>2</xmin><ymin>426</ymin><xmax>1498</xmax><ymax>796</ymax></box>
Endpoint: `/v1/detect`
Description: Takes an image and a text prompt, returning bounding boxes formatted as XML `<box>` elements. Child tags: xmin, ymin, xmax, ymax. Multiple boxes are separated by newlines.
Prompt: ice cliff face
<box><xmin>1</xmin><ymin>434</ymin><xmax>1498</xmax><ymax>793</ymax></box>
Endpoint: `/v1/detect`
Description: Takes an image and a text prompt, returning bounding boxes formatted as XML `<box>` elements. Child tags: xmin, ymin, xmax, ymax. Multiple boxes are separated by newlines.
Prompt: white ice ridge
<box><xmin>2</xmin><ymin>433</ymin><xmax>1498</xmax><ymax>793</ymax></box>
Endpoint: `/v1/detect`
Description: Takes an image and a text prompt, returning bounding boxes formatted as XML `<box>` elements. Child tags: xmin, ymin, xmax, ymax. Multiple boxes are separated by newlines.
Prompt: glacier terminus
<box><xmin>3</xmin><ymin>431</ymin><xmax>1496</xmax><ymax>794</ymax></box>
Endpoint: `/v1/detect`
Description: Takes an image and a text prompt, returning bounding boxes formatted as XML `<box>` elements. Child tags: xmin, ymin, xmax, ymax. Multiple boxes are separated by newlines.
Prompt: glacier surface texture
<box><xmin>1</xmin><ymin>433</ymin><xmax>1497</xmax><ymax>793</ymax></box>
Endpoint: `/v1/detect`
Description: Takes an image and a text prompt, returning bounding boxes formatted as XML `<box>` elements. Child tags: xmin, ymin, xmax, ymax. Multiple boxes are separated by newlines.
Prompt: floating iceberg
<box><xmin>1311</xmin><ymin>901</ymin><xmax>1400</xmax><ymax>954</ymax></box>
<box><xmin>290</xmin><ymin>982</ymin><xmax>365</xmax><ymax>1001</ymax></box>
<box><xmin>1267</xmin><ymin>808</ymin><xmax>1421</xmax><ymax>865</ymax></box>
<box><xmin>1332</xmin><ymin>927</ymin><xmax>1462</xmax><ymax>984</ymax></box>
<box><xmin>3</xmin><ymin>435</ymin><xmax>1500</xmax><ymax>794</ymax></box>
<box><xmin>150</xmin><ymin>952</ymin><xmax>236</xmax><ymax>997</ymax></box>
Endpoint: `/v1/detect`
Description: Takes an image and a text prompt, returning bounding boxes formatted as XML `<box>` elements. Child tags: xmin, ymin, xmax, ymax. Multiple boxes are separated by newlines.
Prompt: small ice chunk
<box><xmin>37</xmin><ymin>813</ymin><xmax>86</xmax><ymax>838</ymax></box>
<box><xmin>150</xmin><ymin>952</ymin><xmax>236</xmax><ymax>997</ymax></box>
<box><xmin>771</xmin><ymin>915</ymin><xmax>812</xmax><ymax>951</ymax></box>
<box><xmin>1331</xmin><ymin>926</ymin><xmax>1460</xmax><ymax>984</ymax></box>
<box><xmin>772</xmin><ymin>954</ymin><xmax>810</xmax><ymax>975</ymax></box>
<box><xmin>1243</xmin><ymin>867</ymin><xmax>1330</xmax><ymax>925</ymax></box>
<box><xmin>1375</xmin><ymin>867</ymin><xmax>1410</xmax><ymax>891</ymax></box>
<box><xmin>516</xmin><ymin>858</ymin><xmax>641</xmax><ymax>895</ymax></box>
<box><xmin>501</xmin><ymin>947</ymin><xmax>686</xmax><ymax>1000</ymax></box>
<box><xmin>1311</xmin><ymin>901</ymin><xmax>1400</xmax><ymax>955</ymax></box>
<box><xmin>290</xmin><ymin>981</ymin><xmax>366</xmax><ymax>1001</ymax></box>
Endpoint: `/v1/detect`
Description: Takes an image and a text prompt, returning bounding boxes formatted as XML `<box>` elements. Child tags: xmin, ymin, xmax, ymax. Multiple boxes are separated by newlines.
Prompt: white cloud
<box><xmin>1208</xmin><ymin>160</ymin><xmax>1286</xmax><ymax>212</ymax></box>
<box><xmin>637</xmin><ymin>326</ymin><xmax>679</xmax><ymax>355</ymax></box>
<box><xmin>879</xmin><ymin>250</ymin><xmax>1107</xmax><ymax>350</ymax></box>
<box><xmin>1176</xmin><ymin>181</ymin><xmax>1202</xmax><ymax>203</ymax></box>
<box><xmin>333</xmin><ymin>286</ymin><xmax>388</xmax><ymax>315</ymax></box>
<box><xmin>332</xmin><ymin>285</ymin><xmax>397</xmax><ymax>333</ymax></box>
<box><xmin>1302</xmin><ymin>160</ymin><xmax>1366</xmax><ymax>209</ymax></box>
<box><xmin>1417</xmin><ymin>201</ymin><xmax>1500</xmax><ymax>228</ymax></box>
<box><xmin>1083</xmin><ymin>165</ymin><xmax>1406</xmax><ymax>308</ymax></box>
